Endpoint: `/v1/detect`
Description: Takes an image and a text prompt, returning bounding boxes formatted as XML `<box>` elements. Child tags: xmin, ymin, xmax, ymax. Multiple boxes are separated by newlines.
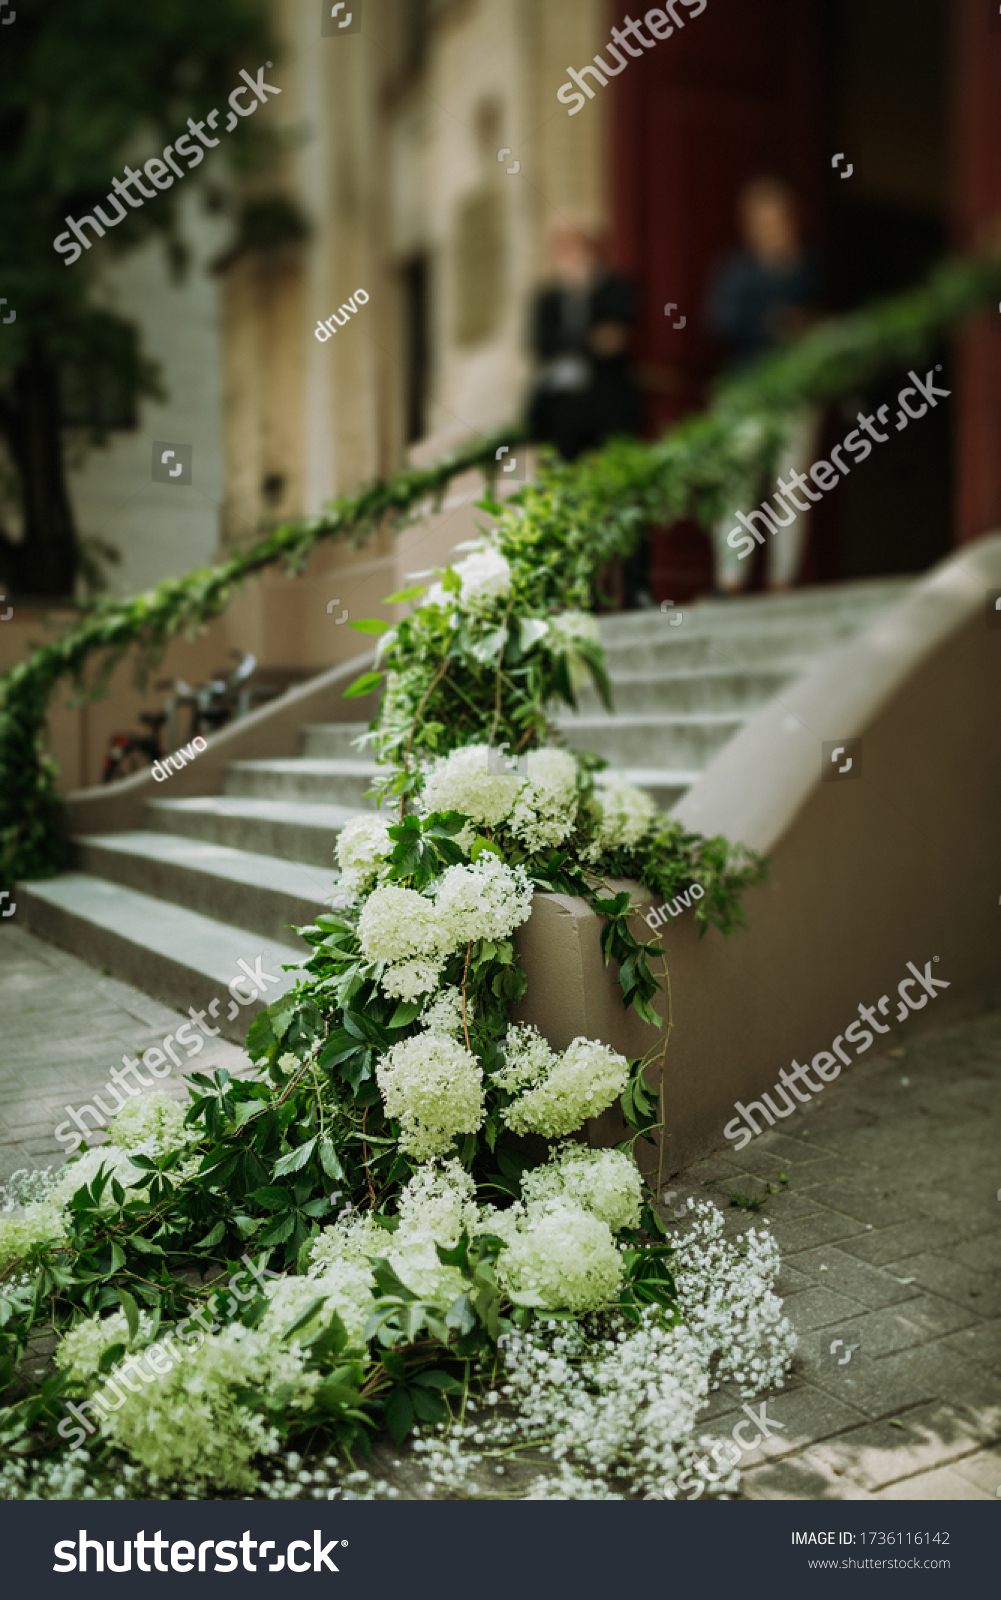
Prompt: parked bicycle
<box><xmin>101</xmin><ymin>712</ymin><xmax>167</xmax><ymax>784</ymax></box>
<box><xmin>101</xmin><ymin>652</ymin><xmax>259</xmax><ymax>784</ymax></box>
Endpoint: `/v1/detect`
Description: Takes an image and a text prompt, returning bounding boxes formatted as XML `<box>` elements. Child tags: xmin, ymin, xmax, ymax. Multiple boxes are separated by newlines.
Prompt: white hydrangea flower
<box><xmin>0</xmin><ymin>1200</ymin><xmax>65</xmax><ymax>1271</ymax></box>
<box><xmin>545</xmin><ymin>610</ymin><xmax>601</xmax><ymax>690</ymax></box>
<box><xmin>334</xmin><ymin>814</ymin><xmax>395</xmax><ymax>898</ymax></box>
<box><xmin>419</xmin><ymin>986</ymin><xmax>471</xmax><ymax>1039</ymax></box>
<box><xmin>493</xmin><ymin>1022</ymin><xmax>557</xmax><ymax>1095</ymax></box>
<box><xmin>495</xmin><ymin>1199</ymin><xmax>623</xmax><ymax>1312</ymax></box>
<box><xmin>396</xmin><ymin>1159</ymin><xmax>479</xmax><ymax>1245</ymax></box>
<box><xmin>500</xmin><ymin>1030</ymin><xmax>630</xmax><ymax>1139</ymax></box>
<box><xmin>86</xmin><ymin>1320</ymin><xmax>313</xmax><ymax>1494</ymax></box>
<box><xmin>434</xmin><ymin>853</ymin><xmax>533</xmax><ymax>946</ymax></box>
<box><xmin>262</xmin><ymin>1259</ymin><xmax>376</xmax><ymax>1350</ymax></box>
<box><xmin>520</xmin><ymin>1145</ymin><xmax>643</xmax><ymax>1232</ymax></box>
<box><xmin>546</xmin><ymin>610</ymin><xmax>600</xmax><ymax>649</ymax></box>
<box><xmin>507</xmin><ymin>747</ymin><xmax>579</xmax><ymax>851</ymax></box>
<box><xmin>420</xmin><ymin>744</ymin><xmax>521</xmax><ymax>831</ymax></box>
<box><xmin>375</xmin><ymin>1034</ymin><xmax>485</xmax><ymax>1161</ymax></box>
<box><xmin>424</xmin><ymin>544</ymin><xmax>513</xmax><ymax>610</ymax></box>
<box><xmin>56</xmin><ymin>1309</ymin><xmax>157</xmax><ymax>1382</ymax></box>
<box><xmin>310</xmin><ymin>1211</ymin><xmax>392</xmax><ymax>1275</ymax></box>
<box><xmin>380</xmin><ymin>957</ymin><xmax>447</xmax><ymax>1002</ymax></box>
<box><xmin>582</xmin><ymin>773</ymin><xmax>659</xmax><ymax>861</ymax></box>
<box><xmin>104</xmin><ymin>1090</ymin><xmax>196</xmax><ymax>1161</ymax></box>
<box><xmin>357</xmin><ymin>884</ymin><xmax>446</xmax><ymax>1000</ymax></box>
<box><xmin>357</xmin><ymin>884</ymin><xmax>439</xmax><ymax>963</ymax></box>
<box><xmin>456</xmin><ymin>545</ymin><xmax>512</xmax><ymax>605</ymax></box>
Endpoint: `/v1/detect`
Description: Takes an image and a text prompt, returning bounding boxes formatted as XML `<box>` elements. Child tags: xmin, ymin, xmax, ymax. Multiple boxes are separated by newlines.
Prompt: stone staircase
<box><xmin>20</xmin><ymin>578</ymin><xmax>912</xmax><ymax>1035</ymax></box>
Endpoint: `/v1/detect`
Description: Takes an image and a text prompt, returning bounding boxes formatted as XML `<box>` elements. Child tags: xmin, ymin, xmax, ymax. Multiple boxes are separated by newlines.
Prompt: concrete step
<box><xmin>17</xmin><ymin>874</ymin><xmax>305</xmax><ymax>1043</ymax></box>
<box><xmin>621</xmin><ymin>769</ymin><xmax>699</xmax><ymax>811</ymax></box>
<box><xmin>224</xmin><ymin>757</ymin><xmax>379</xmax><ymax>807</ymax></box>
<box><xmin>71</xmin><ymin>832</ymin><xmax>332</xmax><ymax>946</ymax></box>
<box><xmin>299</xmin><ymin>722</ymin><xmax>373</xmax><ymax>760</ymax></box>
<box><xmin>572</xmin><ymin>664</ymin><xmax>796</xmax><ymax>717</ymax></box>
<box><xmin>145</xmin><ymin>795</ymin><xmax>364</xmax><ymax>869</ymax></box>
<box><xmin>557</xmin><ymin>712</ymin><xmax>745</xmax><ymax>769</ymax></box>
<box><xmin>596</xmin><ymin>578</ymin><xmax>914</xmax><ymax>644</ymax></box>
<box><xmin>601</xmin><ymin>626</ymin><xmax>836</xmax><ymax>673</ymax></box>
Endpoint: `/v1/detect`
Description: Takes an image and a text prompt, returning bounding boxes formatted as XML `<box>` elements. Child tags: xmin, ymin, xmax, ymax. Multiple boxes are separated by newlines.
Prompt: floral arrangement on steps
<box><xmin>0</xmin><ymin>520</ymin><xmax>793</xmax><ymax>1501</ymax></box>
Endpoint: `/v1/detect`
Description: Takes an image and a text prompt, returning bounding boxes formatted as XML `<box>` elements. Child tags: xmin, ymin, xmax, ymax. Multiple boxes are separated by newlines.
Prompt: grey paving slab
<box><xmin>809</xmin><ymin>1402</ymin><xmax>989</xmax><ymax>1492</ymax></box>
<box><xmin>0</xmin><ymin>927</ymin><xmax>250</xmax><ymax>1183</ymax></box>
<box><xmin>788</xmin><ymin>1246</ymin><xmax>923</xmax><ymax>1311</ymax></box>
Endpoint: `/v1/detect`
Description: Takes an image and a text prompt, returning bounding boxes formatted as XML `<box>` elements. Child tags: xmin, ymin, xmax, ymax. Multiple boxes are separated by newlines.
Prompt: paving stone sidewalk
<box><xmin>0</xmin><ymin>925</ymin><xmax>247</xmax><ymax>1183</ymax></box>
<box><xmin>1</xmin><ymin>925</ymin><xmax>999</xmax><ymax>1500</ymax></box>
<box><xmin>662</xmin><ymin>1005</ymin><xmax>1001</xmax><ymax>1500</ymax></box>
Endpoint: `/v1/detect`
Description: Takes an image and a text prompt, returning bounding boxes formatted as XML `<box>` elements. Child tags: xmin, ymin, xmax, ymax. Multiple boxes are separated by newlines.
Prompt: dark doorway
<box><xmin>609</xmin><ymin>0</ymin><xmax>952</xmax><ymax>599</ymax></box>
<box><xmin>401</xmin><ymin>253</ymin><xmax>431</xmax><ymax>445</ymax></box>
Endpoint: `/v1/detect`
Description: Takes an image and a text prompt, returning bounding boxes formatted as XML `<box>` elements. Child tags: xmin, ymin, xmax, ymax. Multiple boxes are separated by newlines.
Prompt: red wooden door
<box><xmin>608</xmin><ymin>0</ymin><xmax>828</xmax><ymax>600</ymax></box>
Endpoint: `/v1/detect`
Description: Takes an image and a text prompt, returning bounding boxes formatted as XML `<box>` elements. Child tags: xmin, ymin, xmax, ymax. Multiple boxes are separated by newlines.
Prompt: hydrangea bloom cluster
<box><xmin>88</xmin><ymin>1320</ymin><xmax>301</xmax><ymax>1494</ymax></box>
<box><xmin>56</xmin><ymin>1308</ymin><xmax>156</xmax><ymax>1382</ymax></box>
<box><xmin>491</xmin><ymin>1199</ymin><xmax>623</xmax><ymax>1312</ymax></box>
<box><xmin>582</xmin><ymin>773</ymin><xmax>659</xmax><ymax>862</ymax></box>
<box><xmin>498</xmin><ymin>1026</ymin><xmax>630</xmax><ymax>1139</ymax></box>
<box><xmin>424</xmin><ymin>544</ymin><xmax>513</xmax><ymax>610</ymax></box>
<box><xmin>103</xmin><ymin>1090</ymin><xmax>198</xmax><ymax>1161</ymax></box>
<box><xmin>376</xmin><ymin>1034</ymin><xmax>484</xmax><ymax>1160</ymax></box>
<box><xmin>419</xmin><ymin>986</ymin><xmax>470</xmax><ymax>1039</ymax></box>
<box><xmin>420</xmin><ymin>743</ymin><xmax>578</xmax><ymax>853</ymax></box>
<box><xmin>420</xmin><ymin>745</ymin><xmax>521</xmax><ymax>831</ymax></box>
<box><xmin>507</xmin><ymin>748</ymin><xmax>578</xmax><ymax>851</ymax></box>
<box><xmin>358</xmin><ymin>856</ymin><xmax>532</xmax><ymax>1002</ymax></box>
<box><xmin>263</xmin><ymin>1258</ymin><xmax>376</xmax><ymax>1350</ymax></box>
<box><xmin>334</xmin><ymin>814</ymin><xmax>394</xmax><ymax>898</ymax></box>
<box><xmin>520</xmin><ymin>1145</ymin><xmax>643</xmax><ymax>1232</ymax></box>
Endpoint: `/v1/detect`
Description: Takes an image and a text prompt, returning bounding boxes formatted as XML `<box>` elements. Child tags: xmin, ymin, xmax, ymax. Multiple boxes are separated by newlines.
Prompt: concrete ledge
<box><xmin>516</xmin><ymin>537</ymin><xmax>1001</xmax><ymax>1174</ymax></box>
<box><xmin>61</xmin><ymin>649</ymin><xmax>377</xmax><ymax>838</ymax></box>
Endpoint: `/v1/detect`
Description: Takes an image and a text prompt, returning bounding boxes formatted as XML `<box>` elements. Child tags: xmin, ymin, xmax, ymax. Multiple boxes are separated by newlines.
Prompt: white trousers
<box><xmin>712</xmin><ymin>406</ymin><xmax>821</xmax><ymax>589</ymax></box>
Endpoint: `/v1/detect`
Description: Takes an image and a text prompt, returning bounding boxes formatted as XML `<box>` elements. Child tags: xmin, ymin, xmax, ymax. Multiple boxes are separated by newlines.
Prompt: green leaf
<box><xmin>115</xmin><ymin>1288</ymin><xmax>140</xmax><ymax>1347</ymax></box>
<box><xmin>385</xmin><ymin>1386</ymin><xmax>415</xmax><ymax>1446</ymax></box>
<box><xmin>281</xmin><ymin>1295</ymin><xmax>328</xmax><ymax>1341</ymax></box>
<box><xmin>343</xmin><ymin>670</ymin><xmax>384</xmax><ymax>699</ymax></box>
<box><xmin>318</xmin><ymin>1139</ymin><xmax>346</xmax><ymax>1181</ymax></box>
<box><xmin>388</xmin><ymin>999</ymin><xmax>422</xmax><ymax>1028</ymax></box>
<box><xmin>273</xmin><ymin>1136</ymin><xmax>317</xmax><ymax>1177</ymax></box>
<box><xmin>350</xmin><ymin>617</ymin><xmax>390</xmax><ymax>635</ymax></box>
<box><xmin>195</xmin><ymin>1220</ymin><xmax>226</xmax><ymax>1251</ymax></box>
<box><xmin>382</xmin><ymin>585</ymin><xmax>427</xmax><ymax>604</ymax></box>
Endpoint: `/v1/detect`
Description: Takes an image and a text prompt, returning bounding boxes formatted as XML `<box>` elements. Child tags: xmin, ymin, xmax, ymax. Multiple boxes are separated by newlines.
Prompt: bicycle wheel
<box><xmin>104</xmin><ymin>741</ymin><xmax>154</xmax><ymax>782</ymax></box>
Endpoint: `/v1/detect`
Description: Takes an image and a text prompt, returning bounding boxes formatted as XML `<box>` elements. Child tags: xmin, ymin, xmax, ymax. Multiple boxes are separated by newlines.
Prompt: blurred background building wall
<box><xmin>15</xmin><ymin>0</ymin><xmax>1001</xmax><ymax>788</ymax></box>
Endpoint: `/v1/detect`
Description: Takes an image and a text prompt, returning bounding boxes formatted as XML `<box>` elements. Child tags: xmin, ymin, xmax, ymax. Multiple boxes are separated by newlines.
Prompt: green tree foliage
<box><xmin>0</xmin><ymin>0</ymin><xmax>272</xmax><ymax>597</ymax></box>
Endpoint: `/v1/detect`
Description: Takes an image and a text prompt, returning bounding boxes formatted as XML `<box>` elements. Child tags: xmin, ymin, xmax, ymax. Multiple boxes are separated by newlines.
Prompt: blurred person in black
<box><xmin>705</xmin><ymin>177</ymin><xmax>824</xmax><ymax>594</ymax></box>
<box><xmin>527</xmin><ymin>223</ymin><xmax>649</xmax><ymax>604</ymax></box>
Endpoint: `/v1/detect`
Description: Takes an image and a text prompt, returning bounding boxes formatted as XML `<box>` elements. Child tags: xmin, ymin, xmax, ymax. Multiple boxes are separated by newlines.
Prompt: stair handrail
<box><xmin>2</xmin><ymin>249</ymin><xmax>1000</xmax><ymax>882</ymax></box>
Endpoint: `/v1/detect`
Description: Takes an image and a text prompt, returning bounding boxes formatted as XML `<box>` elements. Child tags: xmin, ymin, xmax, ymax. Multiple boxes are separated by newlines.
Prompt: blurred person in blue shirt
<box><xmin>705</xmin><ymin>177</ymin><xmax>824</xmax><ymax>593</ymax></box>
